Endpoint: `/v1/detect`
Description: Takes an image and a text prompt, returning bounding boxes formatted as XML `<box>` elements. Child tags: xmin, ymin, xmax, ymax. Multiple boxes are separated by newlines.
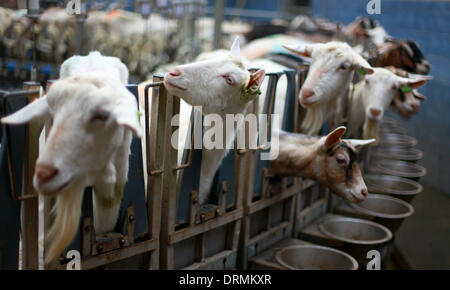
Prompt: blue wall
<box><xmin>206</xmin><ymin>0</ymin><xmax>281</xmax><ymax>21</ymax></box>
<box><xmin>313</xmin><ymin>0</ymin><xmax>450</xmax><ymax>195</ymax></box>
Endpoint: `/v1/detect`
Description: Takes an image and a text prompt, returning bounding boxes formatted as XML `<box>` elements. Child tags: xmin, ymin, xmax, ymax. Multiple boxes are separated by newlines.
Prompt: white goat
<box><xmin>346</xmin><ymin>67</ymin><xmax>428</xmax><ymax>140</ymax></box>
<box><xmin>163</xmin><ymin>38</ymin><xmax>265</xmax><ymax>204</ymax></box>
<box><xmin>1</xmin><ymin>51</ymin><xmax>142</xmax><ymax>264</ymax></box>
<box><xmin>283</xmin><ymin>41</ymin><xmax>374</xmax><ymax>135</ymax></box>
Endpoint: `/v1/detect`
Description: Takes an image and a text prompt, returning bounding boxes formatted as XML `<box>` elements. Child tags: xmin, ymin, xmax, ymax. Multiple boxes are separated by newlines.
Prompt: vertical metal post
<box><xmin>21</xmin><ymin>82</ymin><xmax>41</xmax><ymax>270</ymax></box>
<box><xmin>213</xmin><ymin>0</ymin><xmax>226</xmax><ymax>50</ymax></box>
<box><xmin>75</xmin><ymin>1</ymin><xmax>87</xmax><ymax>55</ymax></box>
<box><xmin>26</xmin><ymin>0</ymin><xmax>40</xmax><ymax>82</ymax></box>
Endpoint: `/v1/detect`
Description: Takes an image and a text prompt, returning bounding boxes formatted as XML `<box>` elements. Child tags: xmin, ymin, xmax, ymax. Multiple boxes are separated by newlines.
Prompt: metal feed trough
<box><xmin>334</xmin><ymin>193</ymin><xmax>415</xmax><ymax>233</ymax></box>
<box><xmin>368</xmin><ymin>159</ymin><xmax>427</xmax><ymax>182</ymax></box>
<box><xmin>364</xmin><ymin>173</ymin><xmax>423</xmax><ymax>203</ymax></box>
<box><xmin>275</xmin><ymin>244</ymin><xmax>359</xmax><ymax>270</ymax></box>
<box><xmin>318</xmin><ymin>216</ymin><xmax>392</xmax><ymax>266</ymax></box>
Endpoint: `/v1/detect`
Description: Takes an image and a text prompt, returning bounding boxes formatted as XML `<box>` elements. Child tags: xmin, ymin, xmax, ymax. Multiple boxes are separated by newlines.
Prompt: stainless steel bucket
<box><xmin>379</xmin><ymin>117</ymin><xmax>398</xmax><ymax>128</ymax></box>
<box><xmin>319</xmin><ymin>217</ymin><xmax>392</xmax><ymax>265</ymax></box>
<box><xmin>378</xmin><ymin>133</ymin><xmax>418</xmax><ymax>147</ymax></box>
<box><xmin>379</xmin><ymin>125</ymin><xmax>408</xmax><ymax>135</ymax></box>
<box><xmin>368</xmin><ymin>159</ymin><xmax>427</xmax><ymax>181</ymax></box>
<box><xmin>370</xmin><ymin>146</ymin><xmax>423</xmax><ymax>162</ymax></box>
<box><xmin>349</xmin><ymin>194</ymin><xmax>415</xmax><ymax>233</ymax></box>
<box><xmin>275</xmin><ymin>245</ymin><xmax>359</xmax><ymax>270</ymax></box>
<box><xmin>363</xmin><ymin>173</ymin><xmax>423</xmax><ymax>202</ymax></box>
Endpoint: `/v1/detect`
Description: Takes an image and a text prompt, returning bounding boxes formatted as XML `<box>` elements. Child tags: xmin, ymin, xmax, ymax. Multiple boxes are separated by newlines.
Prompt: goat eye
<box><xmin>223</xmin><ymin>75</ymin><xmax>234</xmax><ymax>86</ymax></box>
<box><xmin>336</xmin><ymin>156</ymin><xmax>347</xmax><ymax>165</ymax></box>
<box><xmin>365</xmin><ymin>79</ymin><xmax>370</xmax><ymax>85</ymax></box>
<box><xmin>91</xmin><ymin>110</ymin><xmax>110</xmax><ymax>123</ymax></box>
<box><xmin>339</xmin><ymin>63</ymin><xmax>350</xmax><ymax>70</ymax></box>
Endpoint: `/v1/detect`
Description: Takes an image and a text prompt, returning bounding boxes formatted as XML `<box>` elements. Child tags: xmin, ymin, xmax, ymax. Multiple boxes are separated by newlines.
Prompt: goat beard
<box><xmin>301</xmin><ymin>98</ymin><xmax>340</xmax><ymax>135</ymax></box>
<box><xmin>363</xmin><ymin>118</ymin><xmax>379</xmax><ymax>144</ymax></box>
<box><xmin>45</xmin><ymin>178</ymin><xmax>86</xmax><ymax>266</ymax></box>
<box><xmin>301</xmin><ymin>106</ymin><xmax>326</xmax><ymax>135</ymax></box>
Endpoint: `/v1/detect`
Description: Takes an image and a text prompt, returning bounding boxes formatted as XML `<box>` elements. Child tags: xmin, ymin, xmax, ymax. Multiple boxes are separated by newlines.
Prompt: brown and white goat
<box><xmin>269</xmin><ymin>126</ymin><xmax>375</xmax><ymax>202</ymax></box>
<box><xmin>375</xmin><ymin>39</ymin><xmax>431</xmax><ymax>75</ymax></box>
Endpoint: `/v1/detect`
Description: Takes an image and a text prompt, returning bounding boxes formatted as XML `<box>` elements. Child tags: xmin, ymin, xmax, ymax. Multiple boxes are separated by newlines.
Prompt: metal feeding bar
<box><xmin>144</xmin><ymin>80</ymin><xmax>165</xmax><ymax>176</ymax></box>
<box><xmin>26</xmin><ymin>1</ymin><xmax>40</xmax><ymax>82</ymax></box>
<box><xmin>74</xmin><ymin>0</ymin><xmax>87</xmax><ymax>55</ymax></box>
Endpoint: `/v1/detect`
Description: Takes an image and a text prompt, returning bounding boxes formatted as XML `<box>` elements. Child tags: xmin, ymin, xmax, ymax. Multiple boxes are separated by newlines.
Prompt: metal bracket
<box><xmin>190</xmin><ymin>180</ymin><xmax>230</xmax><ymax>226</ymax></box>
<box><xmin>79</xmin><ymin>206</ymin><xmax>136</xmax><ymax>258</ymax></box>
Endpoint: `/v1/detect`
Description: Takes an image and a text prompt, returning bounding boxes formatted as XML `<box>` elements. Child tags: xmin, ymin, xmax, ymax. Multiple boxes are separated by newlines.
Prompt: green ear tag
<box><xmin>137</xmin><ymin>111</ymin><xmax>143</xmax><ymax>124</ymax></box>
<box><xmin>358</xmin><ymin>68</ymin><xmax>366</xmax><ymax>75</ymax></box>
<box><xmin>401</xmin><ymin>85</ymin><xmax>412</xmax><ymax>93</ymax></box>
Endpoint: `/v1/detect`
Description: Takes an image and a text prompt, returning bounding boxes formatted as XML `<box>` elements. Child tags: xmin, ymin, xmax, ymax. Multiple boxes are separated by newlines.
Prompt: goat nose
<box><xmin>361</xmin><ymin>188</ymin><xmax>368</xmax><ymax>198</ymax></box>
<box><xmin>35</xmin><ymin>163</ymin><xmax>58</xmax><ymax>185</ymax></box>
<box><xmin>301</xmin><ymin>89</ymin><xmax>315</xmax><ymax>99</ymax></box>
<box><xmin>168</xmin><ymin>68</ymin><xmax>182</xmax><ymax>77</ymax></box>
<box><xmin>370</xmin><ymin>108</ymin><xmax>381</xmax><ymax>118</ymax></box>
<box><xmin>411</xmin><ymin>103</ymin><xmax>420</xmax><ymax>112</ymax></box>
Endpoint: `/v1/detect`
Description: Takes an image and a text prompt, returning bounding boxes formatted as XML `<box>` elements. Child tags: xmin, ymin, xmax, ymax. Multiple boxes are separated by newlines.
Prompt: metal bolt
<box><xmin>193</xmin><ymin>197</ymin><xmax>198</xmax><ymax>203</ymax></box>
<box><xmin>97</xmin><ymin>244</ymin><xmax>104</xmax><ymax>252</ymax></box>
<box><xmin>200</xmin><ymin>213</ymin><xmax>205</xmax><ymax>221</ymax></box>
<box><xmin>119</xmin><ymin>238</ymin><xmax>126</xmax><ymax>247</ymax></box>
<box><xmin>129</xmin><ymin>215</ymin><xmax>135</xmax><ymax>222</ymax></box>
<box><xmin>215</xmin><ymin>209</ymin><xmax>221</xmax><ymax>216</ymax></box>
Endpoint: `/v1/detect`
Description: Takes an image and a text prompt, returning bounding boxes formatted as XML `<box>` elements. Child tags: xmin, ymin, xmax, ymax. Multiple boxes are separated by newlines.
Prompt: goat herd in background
<box><xmin>0</xmin><ymin>8</ymin><xmax>433</xmax><ymax>270</ymax></box>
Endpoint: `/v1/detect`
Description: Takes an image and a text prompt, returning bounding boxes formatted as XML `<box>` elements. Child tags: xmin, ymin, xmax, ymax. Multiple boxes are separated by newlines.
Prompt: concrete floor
<box><xmin>395</xmin><ymin>186</ymin><xmax>450</xmax><ymax>269</ymax></box>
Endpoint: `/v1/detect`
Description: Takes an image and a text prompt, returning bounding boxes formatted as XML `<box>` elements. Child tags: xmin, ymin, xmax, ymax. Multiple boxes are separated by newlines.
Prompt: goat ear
<box><xmin>352</xmin><ymin>54</ymin><xmax>374</xmax><ymax>75</ymax></box>
<box><xmin>113</xmin><ymin>91</ymin><xmax>143</xmax><ymax>138</ymax></box>
<box><xmin>282</xmin><ymin>44</ymin><xmax>313</xmax><ymax>57</ymax></box>
<box><xmin>406</xmin><ymin>73</ymin><xmax>433</xmax><ymax>81</ymax></box>
<box><xmin>1</xmin><ymin>96</ymin><xmax>50</xmax><ymax>125</ymax></box>
<box><xmin>346</xmin><ymin>139</ymin><xmax>376</xmax><ymax>150</ymax></box>
<box><xmin>230</xmin><ymin>36</ymin><xmax>241</xmax><ymax>58</ymax></box>
<box><xmin>244</xmin><ymin>69</ymin><xmax>265</xmax><ymax>97</ymax></box>
<box><xmin>398</xmin><ymin>77</ymin><xmax>428</xmax><ymax>92</ymax></box>
<box><xmin>409</xmin><ymin>79</ymin><xmax>427</xmax><ymax>88</ymax></box>
<box><xmin>322</xmin><ymin>126</ymin><xmax>346</xmax><ymax>151</ymax></box>
<box><xmin>413</xmin><ymin>89</ymin><xmax>426</xmax><ymax>100</ymax></box>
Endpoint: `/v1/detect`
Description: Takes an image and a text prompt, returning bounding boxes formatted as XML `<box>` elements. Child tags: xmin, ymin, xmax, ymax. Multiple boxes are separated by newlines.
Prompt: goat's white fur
<box><xmin>282</xmin><ymin>41</ymin><xmax>374</xmax><ymax>135</ymax></box>
<box><xmin>346</xmin><ymin>67</ymin><xmax>428</xmax><ymax>140</ymax></box>
<box><xmin>1</xmin><ymin>51</ymin><xmax>141</xmax><ymax>264</ymax></box>
<box><xmin>163</xmin><ymin>38</ymin><xmax>266</xmax><ymax>204</ymax></box>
